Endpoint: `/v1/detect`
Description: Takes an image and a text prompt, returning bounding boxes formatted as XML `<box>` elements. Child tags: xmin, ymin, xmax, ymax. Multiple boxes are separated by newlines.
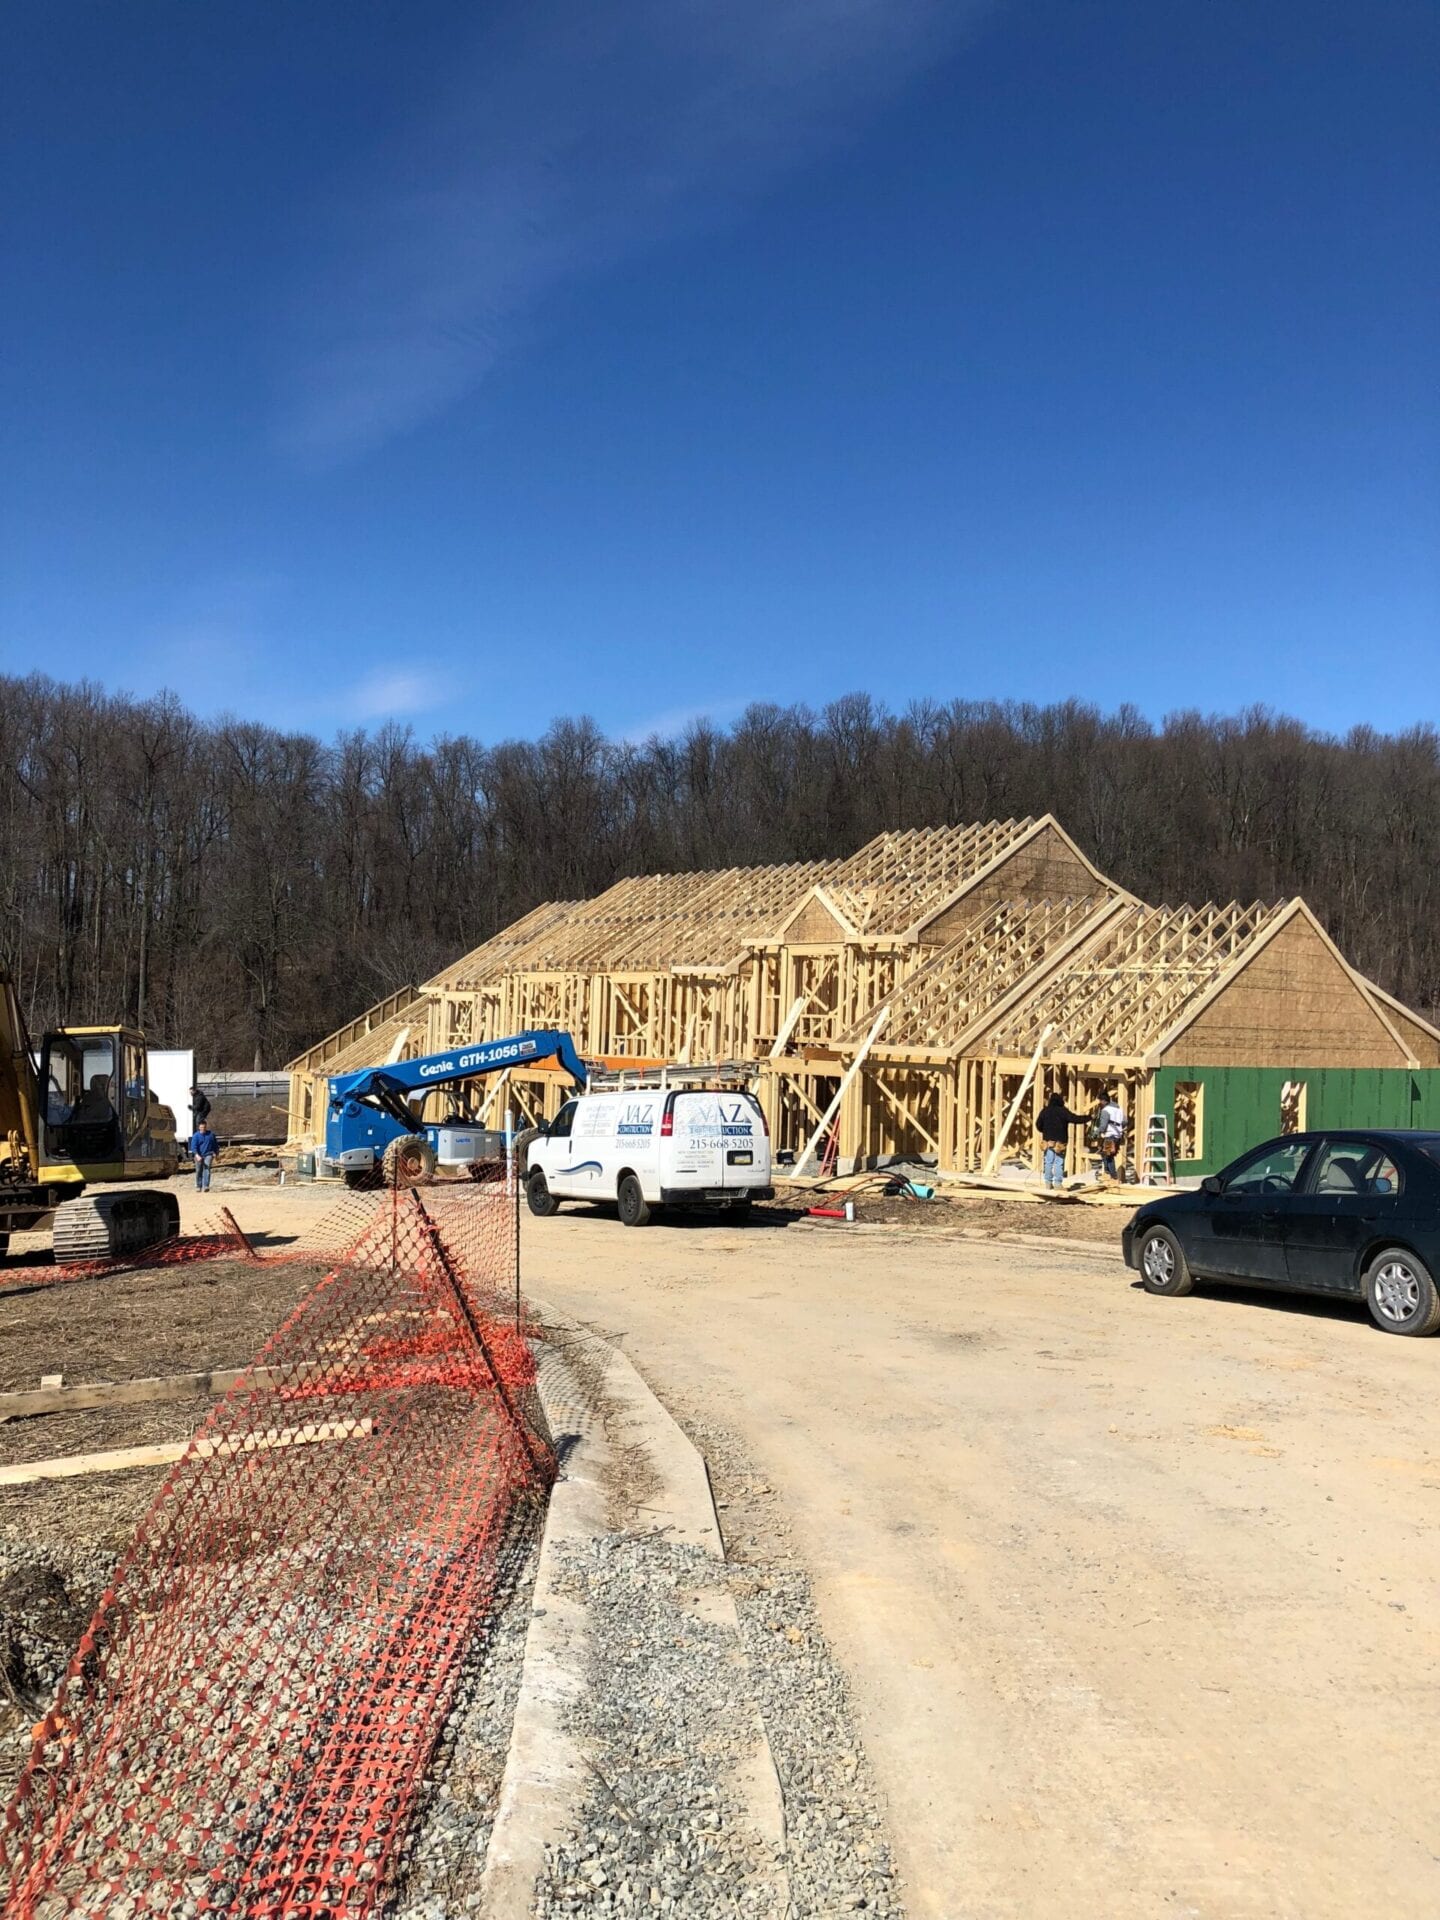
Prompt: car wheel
<box><xmin>1138</xmin><ymin>1225</ymin><xmax>1193</xmax><ymax>1296</ymax></box>
<box><xmin>1363</xmin><ymin>1249</ymin><xmax>1440</xmax><ymax>1336</ymax></box>
<box><xmin>617</xmin><ymin>1173</ymin><xmax>651</xmax><ymax>1227</ymax></box>
<box><xmin>526</xmin><ymin>1168</ymin><xmax>559</xmax><ymax>1218</ymax></box>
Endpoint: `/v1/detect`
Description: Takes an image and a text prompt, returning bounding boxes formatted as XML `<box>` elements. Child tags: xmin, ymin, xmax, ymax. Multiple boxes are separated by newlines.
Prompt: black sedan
<box><xmin>1122</xmin><ymin>1130</ymin><xmax>1440</xmax><ymax>1336</ymax></box>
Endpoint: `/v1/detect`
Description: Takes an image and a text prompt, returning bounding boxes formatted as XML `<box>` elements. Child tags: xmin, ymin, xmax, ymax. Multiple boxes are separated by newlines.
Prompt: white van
<box><xmin>523</xmin><ymin>1087</ymin><xmax>772</xmax><ymax>1226</ymax></box>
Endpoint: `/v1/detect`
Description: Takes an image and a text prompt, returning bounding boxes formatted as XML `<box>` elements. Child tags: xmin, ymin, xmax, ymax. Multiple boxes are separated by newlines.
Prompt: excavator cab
<box><xmin>39</xmin><ymin>1026</ymin><xmax>178</xmax><ymax>1183</ymax></box>
<box><xmin>1</xmin><ymin>976</ymin><xmax>179</xmax><ymax>1264</ymax></box>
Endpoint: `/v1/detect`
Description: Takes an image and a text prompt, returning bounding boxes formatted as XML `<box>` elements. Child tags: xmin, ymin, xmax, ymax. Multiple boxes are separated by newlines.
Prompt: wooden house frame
<box><xmin>286</xmin><ymin>816</ymin><xmax>1438</xmax><ymax>1179</ymax></box>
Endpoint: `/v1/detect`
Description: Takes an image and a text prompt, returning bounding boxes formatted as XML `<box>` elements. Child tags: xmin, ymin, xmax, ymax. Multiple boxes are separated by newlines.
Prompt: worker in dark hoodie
<box><xmin>1036</xmin><ymin>1090</ymin><xmax>1089</xmax><ymax>1189</ymax></box>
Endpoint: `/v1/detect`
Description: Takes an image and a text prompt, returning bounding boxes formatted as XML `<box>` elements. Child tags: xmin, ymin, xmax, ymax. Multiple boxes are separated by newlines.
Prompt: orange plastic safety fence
<box><xmin>0</xmin><ymin>1186</ymin><xmax>551</xmax><ymax>1918</ymax></box>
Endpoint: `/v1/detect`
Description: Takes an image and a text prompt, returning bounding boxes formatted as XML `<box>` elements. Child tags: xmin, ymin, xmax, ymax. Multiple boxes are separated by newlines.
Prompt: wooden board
<box><xmin>0</xmin><ymin>1417</ymin><xmax>374</xmax><ymax>1486</ymax></box>
<box><xmin>0</xmin><ymin>1364</ymin><xmax>284</xmax><ymax>1425</ymax></box>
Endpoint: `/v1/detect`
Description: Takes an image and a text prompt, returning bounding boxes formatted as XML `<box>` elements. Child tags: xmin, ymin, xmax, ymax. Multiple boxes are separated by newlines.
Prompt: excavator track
<box><xmin>51</xmin><ymin>1189</ymin><xmax>181</xmax><ymax>1266</ymax></box>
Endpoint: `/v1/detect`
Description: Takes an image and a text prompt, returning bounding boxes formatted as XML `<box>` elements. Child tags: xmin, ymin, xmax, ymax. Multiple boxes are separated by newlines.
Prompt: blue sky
<box><xmin>2</xmin><ymin>0</ymin><xmax>1436</xmax><ymax>744</ymax></box>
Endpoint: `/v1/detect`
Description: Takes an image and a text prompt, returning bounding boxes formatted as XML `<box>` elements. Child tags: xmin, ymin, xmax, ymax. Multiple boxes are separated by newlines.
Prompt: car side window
<box><xmin>1223</xmin><ymin>1140</ymin><xmax>1311</xmax><ymax>1196</ymax></box>
<box><xmin>549</xmin><ymin>1101</ymin><xmax>577</xmax><ymax>1140</ymax></box>
<box><xmin>1370</xmin><ymin>1154</ymin><xmax>1401</xmax><ymax>1197</ymax></box>
<box><xmin>1308</xmin><ymin>1142</ymin><xmax>1402</xmax><ymax>1199</ymax></box>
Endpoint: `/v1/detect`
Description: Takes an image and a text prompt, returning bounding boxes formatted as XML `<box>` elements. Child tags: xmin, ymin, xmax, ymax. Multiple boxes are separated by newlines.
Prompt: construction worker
<box><xmin>1036</xmin><ymin>1091</ymin><xmax>1089</xmax><ymax>1188</ymax></box>
<box><xmin>188</xmin><ymin>1121</ymin><xmax>219</xmax><ymax>1192</ymax></box>
<box><xmin>1097</xmin><ymin>1087</ymin><xmax>1127</xmax><ymax>1179</ymax></box>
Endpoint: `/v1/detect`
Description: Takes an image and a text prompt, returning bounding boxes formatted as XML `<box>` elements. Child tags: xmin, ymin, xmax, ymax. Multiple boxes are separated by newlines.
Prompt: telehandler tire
<box><xmin>381</xmin><ymin>1137</ymin><xmax>438</xmax><ymax>1189</ymax></box>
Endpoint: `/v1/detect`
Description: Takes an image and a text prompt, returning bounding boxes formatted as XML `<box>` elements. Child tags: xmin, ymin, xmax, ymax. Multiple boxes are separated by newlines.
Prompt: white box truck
<box><xmin>522</xmin><ymin>1084</ymin><xmax>772</xmax><ymax>1225</ymax></box>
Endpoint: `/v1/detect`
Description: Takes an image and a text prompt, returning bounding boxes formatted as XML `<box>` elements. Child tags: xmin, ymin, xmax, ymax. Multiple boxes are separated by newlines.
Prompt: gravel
<box><xmin>698</xmin><ymin>1417</ymin><xmax>905</xmax><ymax>1920</ymax></box>
<box><xmin>0</xmin><ymin>1539</ymin><xmax>116</xmax><ymax>1798</ymax></box>
<box><xmin>388</xmin><ymin>1529</ymin><xmax>543</xmax><ymax>1917</ymax></box>
<box><xmin>527</xmin><ymin>1334</ymin><xmax>905</xmax><ymax>1920</ymax></box>
<box><xmin>538</xmin><ymin>1530</ymin><xmax>783</xmax><ymax>1918</ymax></box>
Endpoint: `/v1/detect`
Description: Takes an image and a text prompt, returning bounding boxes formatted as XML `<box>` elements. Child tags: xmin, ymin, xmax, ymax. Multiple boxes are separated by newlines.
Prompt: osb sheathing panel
<box><xmin>1160</xmin><ymin>915</ymin><xmax>1410</xmax><ymax>1069</ymax></box>
<box><xmin>1372</xmin><ymin>999</ymin><xmax>1440</xmax><ymax>1068</ymax></box>
<box><xmin>921</xmin><ymin>826</ymin><xmax>1110</xmax><ymax>943</ymax></box>
<box><xmin>780</xmin><ymin>892</ymin><xmax>855</xmax><ymax>944</ymax></box>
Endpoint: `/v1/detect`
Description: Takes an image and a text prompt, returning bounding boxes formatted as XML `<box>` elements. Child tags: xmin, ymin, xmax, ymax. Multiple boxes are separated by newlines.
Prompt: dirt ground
<box><xmin>515</xmin><ymin>1198</ymin><xmax>1440</xmax><ymax>1920</ymax></box>
<box><xmin>0</xmin><ymin>1256</ymin><xmax>329</xmax><ymax>1538</ymax></box>
<box><xmin>0</xmin><ymin>1247</ymin><xmax>332</xmax><ymax>1793</ymax></box>
<box><xmin>764</xmin><ymin>1180</ymin><xmax>1127</xmax><ymax>1241</ymax></box>
<box><xmin>0</xmin><ymin>1257</ymin><xmax>321</xmax><ymax>1391</ymax></box>
<box><xmin>33</xmin><ymin>1175</ymin><xmax>1440</xmax><ymax>1918</ymax></box>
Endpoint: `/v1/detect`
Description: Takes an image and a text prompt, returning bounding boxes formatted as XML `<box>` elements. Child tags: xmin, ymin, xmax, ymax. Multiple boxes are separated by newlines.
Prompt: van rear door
<box><xmin>714</xmin><ymin>1092</ymin><xmax>766</xmax><ymax>1188</ymax></box>
<box><xmin>665</xmin><ymin>1093</ymin><xmax>727</xmax><ymax>1191</ymax></box>
<box><xmin>667</xmin><ymin>1092</ymin><xmax>766</xmax><ymax>1191</ymax></box>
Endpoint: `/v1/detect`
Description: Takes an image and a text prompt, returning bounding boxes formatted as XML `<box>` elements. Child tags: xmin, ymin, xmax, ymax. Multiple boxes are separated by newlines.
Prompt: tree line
<box><xmin>2</xmin><ymin>672</ymin><xmax>1437</xmax><ymax>1067</ymax></box>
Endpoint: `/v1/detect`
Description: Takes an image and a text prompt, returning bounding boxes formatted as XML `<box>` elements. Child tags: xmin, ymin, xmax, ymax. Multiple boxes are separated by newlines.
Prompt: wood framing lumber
<box><xmin>769</xmin><ymin>994</ymin><xmax>812</xmax><ymax>1057</ymax></box>
<box><xmin>983</xmin><ymin>1023</ymin><xmax>1053</xmax><ymax>1176</ymax></box>
<box><xmin>794</xmin><ymin>1007</ymin><xmax>889</xmax><ymax>1173</ymax></box>
<box><xmin>0</xmin><ymin>1417</ymin><xmax>375</xmax><ymax>1485</ymax></box>
<box><xmin>0</xmin><ymin>1363</ymin><xmax>285</xmax><ymax>1425</ymax></box>
<box><xmin>478</xmin><ymin>1068</ymin><xmax>512</xmax><ymax>1125</ymax></box>
<box><xmin>218</xmin><ymin>1207</ymin><xmax>259</xmax><ymax>1261</ymax></box>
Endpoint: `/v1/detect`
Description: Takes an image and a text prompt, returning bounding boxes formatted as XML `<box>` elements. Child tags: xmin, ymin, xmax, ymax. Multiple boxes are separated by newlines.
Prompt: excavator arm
<box><xmin>0</xmin><ymin>969</ymin><xmax>42</xmax><ymax>1191</ymax></box>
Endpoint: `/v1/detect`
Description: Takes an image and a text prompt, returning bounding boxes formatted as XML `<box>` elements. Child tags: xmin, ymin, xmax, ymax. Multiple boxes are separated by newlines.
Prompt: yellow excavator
<box><xmin>1</xmin><ymin>967</ymin><xmax>181</xmax><ymax>1264</ymax></box>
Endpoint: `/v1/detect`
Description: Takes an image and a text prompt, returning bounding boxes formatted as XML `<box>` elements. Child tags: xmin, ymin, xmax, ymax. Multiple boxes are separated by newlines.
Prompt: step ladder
<box><xmin>1142</xmin><ymin>1113</ymin><xmax>1173</xmax><ymax>1186</ymax></box>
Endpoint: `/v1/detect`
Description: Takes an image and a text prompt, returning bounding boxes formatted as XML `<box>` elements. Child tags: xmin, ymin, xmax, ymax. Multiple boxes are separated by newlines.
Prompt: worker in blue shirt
<box><xmin>188</xmin><ymin>1123</ymin><xmax>219</xmax><ymax>1192</ymax></box>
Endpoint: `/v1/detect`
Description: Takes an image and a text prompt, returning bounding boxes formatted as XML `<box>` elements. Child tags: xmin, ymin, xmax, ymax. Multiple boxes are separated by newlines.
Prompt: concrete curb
<box><xmin>479</xmin><ymin>1327</ymin><xmax>790</xmax><ymax>1918</ymax></box>
<box><xmin>477</xmin><ymin>1346</ymin><xmax>607</xmax><ymax>1918</ymax></box>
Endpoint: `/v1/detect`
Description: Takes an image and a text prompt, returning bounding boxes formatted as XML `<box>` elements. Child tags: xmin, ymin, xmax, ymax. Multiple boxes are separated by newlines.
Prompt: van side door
<box><xmin>551</xmin><ymin>1097</ymin><xmax>612</xmax><ymax>1198</ymax></box>
<box><xmin>537</xmin><ymin>1099</ymin><xmax>579</xmax><ymax>1193</ymax></box>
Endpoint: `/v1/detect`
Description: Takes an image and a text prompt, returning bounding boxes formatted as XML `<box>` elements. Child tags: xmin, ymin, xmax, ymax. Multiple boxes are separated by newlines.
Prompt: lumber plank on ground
<box><xmin>0</xmin><ymin>1364</ymin><xmax>284</xmax><ymax>1425</ymax></box>
<box><xmin>0</xmin><ymin>1417</ymin><xmax>374</xmax><ymax>1486</ymax></box>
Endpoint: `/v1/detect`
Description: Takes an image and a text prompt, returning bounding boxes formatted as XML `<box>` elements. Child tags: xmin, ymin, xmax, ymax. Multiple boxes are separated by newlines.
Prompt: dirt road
<box><xmin>122</xmin><ymin>1180</ymin><xmax>1440</xmax><ymax>1916</ymax></box>
<box><xmin>516</xmin><ymin>1202</ymin><xmax>1440</xmax><ymax>1920</ymax></box>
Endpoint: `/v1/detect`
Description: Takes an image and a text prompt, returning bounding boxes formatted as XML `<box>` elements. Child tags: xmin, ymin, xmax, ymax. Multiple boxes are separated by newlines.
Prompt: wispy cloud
<box><xmin>619</xmin><ymin>697</ymin><xmax>748</xmax><ymax>746</ymax></box>
<box><xmin>340</xmin><ymin>669</ymin><xmax>436</xmax><ymax>724</ymax></box>
<box><xmin>280</xmin><ymin>0</ymin><xmax>988</xmax><ymax>464</ymax></box>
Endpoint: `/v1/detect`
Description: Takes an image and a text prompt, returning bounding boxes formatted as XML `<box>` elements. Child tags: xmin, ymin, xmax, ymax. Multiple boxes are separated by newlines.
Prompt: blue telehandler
<box><xmin>325</xmin><ymin>1029</ymin><xmax>588</xmax><ymax>1186</ymax></box>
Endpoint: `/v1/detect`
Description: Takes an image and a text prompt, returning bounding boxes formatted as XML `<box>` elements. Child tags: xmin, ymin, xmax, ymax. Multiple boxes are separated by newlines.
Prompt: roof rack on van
<box><xmin>586</xmin><ymin>1060</ymin><xmax>761</xmax><ymax>1092</ymax></box>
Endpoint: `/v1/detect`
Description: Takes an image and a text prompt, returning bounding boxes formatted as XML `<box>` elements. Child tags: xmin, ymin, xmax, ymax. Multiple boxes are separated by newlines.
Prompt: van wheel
<box><xmin>617</xmin><ymin>1174</ymin><xmax>651</xmax><ymax>1227</ymax></box>
<box><xmin>526</xmin><ymin>1169</ymin><xmax>559</xmax><ymax>1218</ymax></box>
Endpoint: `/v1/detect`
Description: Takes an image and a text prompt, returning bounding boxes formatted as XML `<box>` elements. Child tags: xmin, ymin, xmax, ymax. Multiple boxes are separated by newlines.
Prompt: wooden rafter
<box><xmin>978</xmin><ymin>900</ymin><xmax>1287</xmax><ymax>1061</ymax></box>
